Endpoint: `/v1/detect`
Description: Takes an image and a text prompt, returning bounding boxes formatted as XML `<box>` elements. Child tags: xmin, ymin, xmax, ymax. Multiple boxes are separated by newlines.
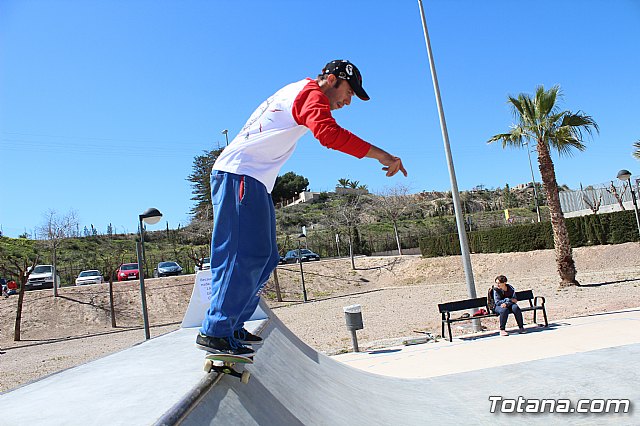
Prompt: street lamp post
<box><xmin>617</xmin><ymin>170</ymin><xmax>640</xmax><ymax>238</ymax></box>
<box><xmin>222</xmin><ymin>129</ymin><xmax>229</xmax><ymax>146</ymax></box>
<box><xmin>417</xmin><ymin>0</ymin><xmax>480</xmax><ymax>331</ymax></box>
<box><xmin>297</xmin><ymin>233</ymin><xmax>308</xmax><ymax>303</ymax></box>
<box><xmin>524</xmin><ymin>142</ymin><xmax>541</xmax><ymax>222</ymax></box>
<box><xmin>137</xmin><ymin>207</ymin><xmax>163</xmax><ymax>340</ymax></box>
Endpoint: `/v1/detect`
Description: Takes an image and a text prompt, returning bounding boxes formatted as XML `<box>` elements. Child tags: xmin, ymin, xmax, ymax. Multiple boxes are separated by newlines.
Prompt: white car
<box><xmin>26</xmin><ymin>265</ymin><xmax>61</xmax><ymax>291</ymax></box>
<box><xmin>195</xmin><ymin>257</ymin><xmax>211</xmax><ymax>271</ymax></box>
<box><xmin>75</xmin><ymin>270</ymin><xmax>104</xmax><ymax>286</ymax></box>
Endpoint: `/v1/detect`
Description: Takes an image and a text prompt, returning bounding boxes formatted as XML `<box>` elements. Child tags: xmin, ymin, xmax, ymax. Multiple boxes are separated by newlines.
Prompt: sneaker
<box><xmin>518</xmin><ymin>328</ymin><xmax>526</xmax><ymax>334</ymax></box>
<box><xmin>499</xmin><ymin>330</ymin><xmax>509</xmax><ymax>336</ymax></box>
<box><xmin>233</xmin><ymin>328</ymin><xmax>263</xmax><ymax>345</ymax></box>
<box><xmin>196</xmin><ymin>333</ymin><xmax>255</xmax><ymax>357</ymax></box>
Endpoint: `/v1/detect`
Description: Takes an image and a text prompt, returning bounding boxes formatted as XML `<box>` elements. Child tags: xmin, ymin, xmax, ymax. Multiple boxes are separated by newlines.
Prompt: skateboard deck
<box><xmin>204</xmin><ymin>353</ymin><xmax>253</xmax><ymax>384</ymax></box>
<box><xmin>403</xmin><ymin>337</ymin><xmax>432</xmax><ymax>346</ymax></box>
<box><xmin>403</xmin><ymin>332</ymin><xmax>436</xmax><ymax>346</ymax></box>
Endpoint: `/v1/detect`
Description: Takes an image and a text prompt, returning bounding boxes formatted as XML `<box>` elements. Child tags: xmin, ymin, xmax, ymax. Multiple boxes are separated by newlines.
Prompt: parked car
<box><xmin>75</xmin><ymin>270</ymin><xmax>104</xmax><ymax>286</ymax></box>
<box><xmin>278</xmin><ymin>255</ymin><xmax>286</xmax><ymax>265</ymax></box>
<box><xmin>284</xmin><ymin>249</ymin><xmax>321</xmax><ymax>264</ymax></box>
<box><xmin>117</xmin><ymin>263</ymin><xmax>140</xmax><ymax>281</ymax></box>
<box><xmin>154</xmin><ymin>261</ymin><xmax>183</xmax><ymax>278</ymax></box>
<box><xmin>25</xmin><ymin>264</ymin><xmax>61</xmax><ymax>291</ymax></box>
<box><xmin>195</xmin><ymin>257</ymin><xmax>211</xmax><ymax>271</ymax></box>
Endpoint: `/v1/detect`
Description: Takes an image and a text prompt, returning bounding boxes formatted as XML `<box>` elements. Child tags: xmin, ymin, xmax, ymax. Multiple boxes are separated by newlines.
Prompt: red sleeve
<box><xmin>291</xmin><ymin>80</ymin><xmax>371</xmax><ymax>158</ymax></box>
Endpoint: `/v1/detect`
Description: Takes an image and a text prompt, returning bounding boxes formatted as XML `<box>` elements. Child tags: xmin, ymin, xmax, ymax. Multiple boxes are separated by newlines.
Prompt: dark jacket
<box><xmin>493</xmin><ymin>284</ymin><xmax>516</xmax><ymax>310</ymax></box>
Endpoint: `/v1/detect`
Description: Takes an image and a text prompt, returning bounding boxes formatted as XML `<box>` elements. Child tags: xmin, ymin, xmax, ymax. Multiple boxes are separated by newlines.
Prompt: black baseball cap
<box><xmin>321</xmin><ymin>60</ymin><xmax>370</xmax><ymax>101</ymax></box>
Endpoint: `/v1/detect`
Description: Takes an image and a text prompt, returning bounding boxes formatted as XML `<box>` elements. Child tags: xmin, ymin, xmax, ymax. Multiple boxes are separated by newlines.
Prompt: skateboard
<box><xmin>403</xmin><ymin>331</ymin><xmax>436</xmax><ymax>346</ymax></box>
<box><xmin>203</xmin><ymin>353</ymin><xmax>253</xmax><ymax>384</ymax></box>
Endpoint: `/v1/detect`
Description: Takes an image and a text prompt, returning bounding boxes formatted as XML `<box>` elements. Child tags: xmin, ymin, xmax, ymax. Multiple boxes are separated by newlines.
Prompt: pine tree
<box><xmin>187</xmin><ymin>149</ymin><xmax>223</xmax><ymax>221</ymax></box>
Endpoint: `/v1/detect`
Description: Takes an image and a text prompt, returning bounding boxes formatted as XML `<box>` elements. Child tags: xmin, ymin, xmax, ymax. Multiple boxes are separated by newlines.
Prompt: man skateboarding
<box><xmin>197</xmin><ymin>59</ymin><xmax>407</xmax><ymax>357</ymax></box>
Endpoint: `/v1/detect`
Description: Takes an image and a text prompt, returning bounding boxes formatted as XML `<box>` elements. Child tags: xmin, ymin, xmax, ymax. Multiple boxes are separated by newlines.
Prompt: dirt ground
<box><xmin>1</xmin><ymin>242</ymin><xmax>639</xmax><ymax>393</ymax></box>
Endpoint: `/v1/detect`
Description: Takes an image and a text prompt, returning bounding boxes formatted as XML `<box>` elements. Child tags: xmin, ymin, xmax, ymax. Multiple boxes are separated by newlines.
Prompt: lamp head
<box><xmin>140</xmin><ymin>208</ymin><xmax>163</xmax><ymax>225</ymax></box>
<box><xmin>617</xmin><ymin>169</ymin><xmax>632</xmax><ymax>182</ymax></box>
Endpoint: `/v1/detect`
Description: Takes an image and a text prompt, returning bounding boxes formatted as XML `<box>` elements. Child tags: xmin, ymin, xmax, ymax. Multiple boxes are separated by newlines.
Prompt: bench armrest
<box><xmin>534</xmin><ymin>295</ymin><xmax>545</xmax><ymax>306</ymax></box>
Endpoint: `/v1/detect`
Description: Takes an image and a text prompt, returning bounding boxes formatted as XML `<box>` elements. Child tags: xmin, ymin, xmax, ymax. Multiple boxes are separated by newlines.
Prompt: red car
<box><xmin>117</xmin><ymin>263</ymin><xmax>140</xmax><ymax>281</ymax></box>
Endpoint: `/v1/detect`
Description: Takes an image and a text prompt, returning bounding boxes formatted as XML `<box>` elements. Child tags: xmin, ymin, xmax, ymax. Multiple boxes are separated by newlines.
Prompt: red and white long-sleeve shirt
<box><xmin>213</xmin><ymin>78</ymin><xmax>371</xmax><ymax>193</ymax></box>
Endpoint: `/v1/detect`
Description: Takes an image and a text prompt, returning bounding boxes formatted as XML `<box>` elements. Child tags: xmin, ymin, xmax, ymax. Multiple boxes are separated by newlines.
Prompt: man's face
<box><xmin>324</xmin><ymin>76</ymin><xmax>354</xmax><ymax>111</ymax></box>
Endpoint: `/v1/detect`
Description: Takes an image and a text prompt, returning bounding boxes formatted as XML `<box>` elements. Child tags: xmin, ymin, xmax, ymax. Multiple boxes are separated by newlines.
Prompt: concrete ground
<box><xmin>334</xmin><ymin>307</ymin><xmax>640</xmax><ymax>378</ymax></box>
<box><xmin>1</xmin><ymin>304</ymin><xmax>638</xmax><ymax>425</ymax></box>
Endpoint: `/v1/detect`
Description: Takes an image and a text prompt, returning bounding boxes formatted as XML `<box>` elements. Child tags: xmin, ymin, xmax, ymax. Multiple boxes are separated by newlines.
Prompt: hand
<box><xmin>380</xmin><ymin>155</ymin><xmax>407</xmax><ymax>177</ymax></box>
<box><xmin>511</xmin><ymin>298</ymin><xmax>517</xmax><ymax>303</ymax></box>
<box><xmin>501</xmin><ymin>303</ymin><xmax>507</xmax><ymax>308</ymax></box>
<box><xmin>365</xmin><ymin>146</ymin><xmax>408</xmax><ymax>177</ymax></box>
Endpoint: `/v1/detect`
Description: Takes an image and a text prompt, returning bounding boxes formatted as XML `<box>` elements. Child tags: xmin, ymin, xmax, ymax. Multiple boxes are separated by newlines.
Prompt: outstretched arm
<box><xmin>365</xmin><ymin>145</ymin><xmax>408</xmax><ymax>177</ymax></box>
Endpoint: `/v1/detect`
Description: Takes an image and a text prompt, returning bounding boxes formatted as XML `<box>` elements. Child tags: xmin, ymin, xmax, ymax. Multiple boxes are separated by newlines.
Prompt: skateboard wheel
<box><xmin>241</xmin><ymin>371</ymin><xmax>251</xmax><ymax>384</ymax></box>
<box><xmin>204</xmin><ymin>359</ymin><xmax>213</xmax><ymax>373</ymax></box>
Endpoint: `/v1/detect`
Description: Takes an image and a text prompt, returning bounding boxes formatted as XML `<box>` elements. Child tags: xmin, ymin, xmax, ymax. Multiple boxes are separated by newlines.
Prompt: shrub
<box><xmin>420</xmin><ymin>210</ymin><xmax>638</xmax><ymax>257</ymax></box>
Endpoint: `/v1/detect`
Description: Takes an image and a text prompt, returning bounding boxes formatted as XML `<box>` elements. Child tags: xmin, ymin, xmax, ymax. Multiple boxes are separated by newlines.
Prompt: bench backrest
<box><xmin>438</xmin><ymin>297</ymin><xmax>487</xmax><ymax>313</ymax></box>
<box><xmin>514</xmin><ymin>290</ymin><xmax>534</xmax><ymax>301</ymax></box>
<box><xmin>438</xmin><ymin>290</ymin><xmax>536</xmax><ymax>313</ymax></box>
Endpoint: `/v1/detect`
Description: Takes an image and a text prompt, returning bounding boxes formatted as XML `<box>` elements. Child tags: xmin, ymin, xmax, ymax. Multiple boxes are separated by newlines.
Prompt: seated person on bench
<box><xmin>492</xmin><ymin>275</ymin><xmax>525</xmax><ymax>336</ymax></box>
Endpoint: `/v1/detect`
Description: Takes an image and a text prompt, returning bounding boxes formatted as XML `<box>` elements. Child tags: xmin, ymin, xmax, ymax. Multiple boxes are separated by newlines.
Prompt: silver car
<box><xmin>154</xmin><ymin>261</ymin><xmax>183</xmax><ymax>278</ymax></box>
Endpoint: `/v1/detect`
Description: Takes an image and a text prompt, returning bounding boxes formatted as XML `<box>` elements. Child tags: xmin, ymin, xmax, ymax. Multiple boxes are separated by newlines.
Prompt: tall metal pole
<box><xmin>417</xmin><ymin>0</ymin><xmax>480</xmax><ymax>330</ymax></box>
<box><xmin>137</xmin><ymin>218</ymin><xmax>151</xmax><ymax>340</ymax></box>
<box><xmin>525</xmin><ymin>142</ymin><xmax>541</xmax><ymax>222</ymax></box>
<box><xmin>617</xmin><ymin>171</ymin><xmax>640</xmax><ymax>239</ymax></box>
<box><xmin>629</xmin><ymin>184</ymin><xmax>640</xmax><ymax>238</ymax></box>
<box><xmin>297</xmin><ymin>237</ymin><xmax>308</xmax><ymax>303</ymax></box>
<box><xmin>52</xmin><ymin>247</ymin><xmax>58</xmax><ymax>297</ymax></box>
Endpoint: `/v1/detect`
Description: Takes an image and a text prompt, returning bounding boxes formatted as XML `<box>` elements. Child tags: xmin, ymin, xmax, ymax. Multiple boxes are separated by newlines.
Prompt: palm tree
<box><xmin>337</xmin><ymin>178</ymin><xmax>351</xmax><ymax>188</ymax></box>
<box><xmin>488</xmin><ymin>85</ymin><xmax>598</xmax><ymax>286</ymax></box>
<box><xmin>633</xmin><ymin>140</ymin><xmax>640</xmax><ymax>160</ymax></box>
<box><xmin>348</xmin><ymin>180</ymin><xmax>360</xmax><ymax>189</ymax></box>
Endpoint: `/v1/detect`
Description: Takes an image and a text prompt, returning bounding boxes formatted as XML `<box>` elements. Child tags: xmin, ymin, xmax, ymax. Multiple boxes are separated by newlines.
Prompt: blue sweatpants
<box><xmin>200</xmin><ymin>171</ymin><xmax>280</xmax><ymax>338</ymax></box>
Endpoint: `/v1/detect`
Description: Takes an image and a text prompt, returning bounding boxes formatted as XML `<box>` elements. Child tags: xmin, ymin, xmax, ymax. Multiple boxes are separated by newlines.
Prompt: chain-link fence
<box><xmin>560</xmin><ymin>177</ymin><xmax>639</xmax><ymax>215</ymax></box>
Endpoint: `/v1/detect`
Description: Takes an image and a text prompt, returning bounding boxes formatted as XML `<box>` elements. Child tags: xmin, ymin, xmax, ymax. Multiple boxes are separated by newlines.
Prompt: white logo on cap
<box><xmin>346</xmin><ymin>64</ymin><xmax>353</xmax><ymax>76</ymax></box>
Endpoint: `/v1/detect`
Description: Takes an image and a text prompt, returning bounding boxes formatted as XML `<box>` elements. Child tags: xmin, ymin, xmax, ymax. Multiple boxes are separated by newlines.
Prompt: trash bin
<box><xmin>343</xmin><ymin>304</ymin><xmax>363</xmax><ymax>352</ymax></box>
<box><xmin>343</xmin><ymin>304</ymin><xmax>363</xmax><ymax>330</ymax></box>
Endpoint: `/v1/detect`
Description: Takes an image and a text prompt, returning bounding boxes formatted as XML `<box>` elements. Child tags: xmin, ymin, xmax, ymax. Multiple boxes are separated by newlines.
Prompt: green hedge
<box><xmin>420</xmin><ymin>210</ymin><xmax>639</xmax><ymax>257</ymax></box>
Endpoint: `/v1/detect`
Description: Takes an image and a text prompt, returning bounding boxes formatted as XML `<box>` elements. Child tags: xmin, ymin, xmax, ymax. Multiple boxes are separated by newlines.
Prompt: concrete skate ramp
<box><xmin>172</xmin><ymin>306</ymin><xmax>433</xmax><ymax>425</ymax></box>
<box><xmin>167</xmin><ymin>304</ymin><xmax>640</xmax><ymax>425</ymax></box>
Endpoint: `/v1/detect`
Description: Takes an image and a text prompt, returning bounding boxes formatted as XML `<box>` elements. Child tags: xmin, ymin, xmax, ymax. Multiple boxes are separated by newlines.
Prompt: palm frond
<box><xmin>560</xmin><ymin>111</ymin><xmax>600</xmax><ymax>135</ymax></box>
<box><xmin>536</xmin><ymin>85</ymin><xmax>561</xmax><ymax>118</ymax></box>
<box><xmin>547</xmin><ymin>112</ymin><xmax>566</xmax><ymax>126</ymax></box>
<box><xmin>552</xmin><ymin>129</ymin><xmax>586</xmax><ymax>157</ymax></box>
<box><xmin>519</xmin><ymin>94</ymin><xmax>537</xmax><ymax>125</ymax></box>
<box><xmin>507</xmin><ymin>96</ymin><xmax>525</xmax><ymax>122</ymax></box>
<box><xmin>487</xmin><ymin>128</ymin><xmax>526</xmax><ymax>149</ymax></box>
<box><xmin>633</xmin><ymin>140</ymin><xmax>640</xmax><ymax>160</ymax></box>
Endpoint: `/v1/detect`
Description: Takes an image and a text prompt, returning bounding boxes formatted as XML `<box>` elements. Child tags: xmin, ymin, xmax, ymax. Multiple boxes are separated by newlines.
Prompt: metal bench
<box><xmin>438</xmin><ymin>289</ymin><xmax>548</xmax><ymax>342</ymax></box>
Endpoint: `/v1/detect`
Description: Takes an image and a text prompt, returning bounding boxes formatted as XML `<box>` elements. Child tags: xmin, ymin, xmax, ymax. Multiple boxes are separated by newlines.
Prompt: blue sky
<box><xmin>1</xmin><ymin>1</ymin><xmax>639</xmax><ymax>238</ymax></box>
